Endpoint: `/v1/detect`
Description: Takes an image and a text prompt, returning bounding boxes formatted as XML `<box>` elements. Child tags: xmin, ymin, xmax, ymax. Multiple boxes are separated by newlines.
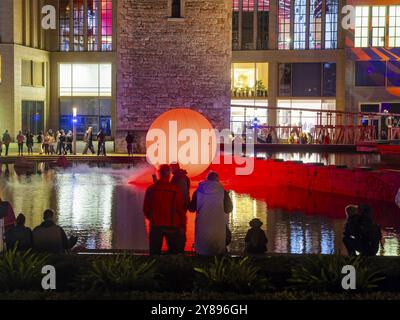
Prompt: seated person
<box><xmin>5</xmin><ymin>214</ymin><xmax>32</xmax><ymax>251</ymax></box>
<box><xmin>32</xmin><ymin>209</ymin><xmax>77</xmax><ymax>254</ymax></box>
<box><xmin>245</xmin><ymin>218</ymin><xmax>268</xmax><ymax>254</ymax></box>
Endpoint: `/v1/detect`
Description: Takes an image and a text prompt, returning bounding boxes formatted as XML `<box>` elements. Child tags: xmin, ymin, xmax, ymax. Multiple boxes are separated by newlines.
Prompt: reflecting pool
<box><xmin>0</xmin><ymin>161</ymin><xmax>399</xmax><ymax>255</ymax></box>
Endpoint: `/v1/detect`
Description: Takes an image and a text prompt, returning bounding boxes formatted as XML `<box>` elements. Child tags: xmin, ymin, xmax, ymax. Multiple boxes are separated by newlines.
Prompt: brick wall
<box><xmin>116</xmin><ymin>0</ymin><xmax>232</xmax><ymax>153</ymax></box>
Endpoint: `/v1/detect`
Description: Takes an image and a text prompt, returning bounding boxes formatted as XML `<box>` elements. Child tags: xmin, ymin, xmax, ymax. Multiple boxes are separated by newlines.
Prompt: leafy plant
<box><xmin>288</xmin><ymin>255</ymin><xmax>386</xmax><ymax>292</ymax></box>
<box><xmin>79</xmin><ymin>254</ymin><xmax>159</xmax><ymax>291</ymax></box>
<box><xmin>0</xmin><ymin>246</ymin><xmax>48</xmax><ymax>292</ymax></box>
<box><xmin>194</xmin><ymin>257</ymin><xmax>271</xmax><ymax>293</ymax></box>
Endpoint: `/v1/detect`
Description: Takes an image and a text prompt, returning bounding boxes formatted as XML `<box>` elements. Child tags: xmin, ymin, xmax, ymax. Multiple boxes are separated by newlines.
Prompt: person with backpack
<box><xmin>97</xmin><ymin>129</ymin><xmax>106</xmax><ymax>156</ymax></box>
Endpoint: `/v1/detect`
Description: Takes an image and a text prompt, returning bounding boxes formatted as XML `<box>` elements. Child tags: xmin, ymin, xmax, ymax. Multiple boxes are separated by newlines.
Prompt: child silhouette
<box><xmin>245</xmin><ymin>218</ymin><xmax>268</xmax><ymax>254</ymax></box>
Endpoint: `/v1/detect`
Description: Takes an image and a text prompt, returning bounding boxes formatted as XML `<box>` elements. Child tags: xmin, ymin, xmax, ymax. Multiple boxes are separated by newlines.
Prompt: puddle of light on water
<box><xmin>0</xmin><ymin>161</ymin><xmax>399</xmax><ymax>255</ymax></box>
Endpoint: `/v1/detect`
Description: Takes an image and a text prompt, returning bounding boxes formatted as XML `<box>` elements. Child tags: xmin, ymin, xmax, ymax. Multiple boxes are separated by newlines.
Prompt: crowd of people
<box><xmin>0</xmin><ymin>128</ymin><xmax>140</xmax><ymax>157</ymax></box>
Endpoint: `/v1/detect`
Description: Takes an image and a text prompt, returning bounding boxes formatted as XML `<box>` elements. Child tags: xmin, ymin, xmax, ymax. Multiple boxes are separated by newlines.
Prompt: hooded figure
<box><xmin>245</xmin><ymin>218</ymin><xmax>268</xmax><ymax>254</ymax></box>
<box><xmin>188</xmin><ymin>172</ymin><xmax>233</xmax><ymax>256</ymax></box>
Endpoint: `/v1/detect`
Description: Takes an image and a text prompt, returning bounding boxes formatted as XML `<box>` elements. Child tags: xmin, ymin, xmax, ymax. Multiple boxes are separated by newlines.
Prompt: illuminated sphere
<box><xmin>146</xmin><ymin>108</ymin><xmax>217</xmax><ymax>178</ymax></box>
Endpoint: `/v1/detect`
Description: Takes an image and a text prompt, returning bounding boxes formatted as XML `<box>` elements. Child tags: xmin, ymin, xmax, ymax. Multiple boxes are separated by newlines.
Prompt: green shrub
<box><xmin>0</xmin><ymin>247</ymin><xmax>48</xmax><ymax>292</ymax></box>
<box><xmin>288</xmin><ymin>255</ymin><xmax>386</xmax><ymax>292</ymax></box>
<box><xmin>78</xmin><ymin>254</ymin><xmax>159</xmax><ymax>291</ymax></box>
<box><xmin>194</xmin><ymin>256</ymin><xmax>271</xmax><ymax>293</ymax></box>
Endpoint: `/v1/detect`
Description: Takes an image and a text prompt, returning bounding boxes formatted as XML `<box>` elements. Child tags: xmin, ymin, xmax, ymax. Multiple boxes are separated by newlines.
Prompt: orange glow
<box><xmin>146</xmin><ymin>108</ymin><xmax>218</xmax><ymax>178</ymax></box>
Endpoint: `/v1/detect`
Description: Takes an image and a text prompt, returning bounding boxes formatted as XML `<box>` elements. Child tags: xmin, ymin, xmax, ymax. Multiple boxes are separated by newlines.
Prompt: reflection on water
<box><xmin>0</xmin><ymin>162</ymin><xmax>399</xmax><ymax>255</ymax></box>
<box><xmin>255</xmin><ymin>152</ymin><xmax>385</xmax><ymax>169</ymax></box>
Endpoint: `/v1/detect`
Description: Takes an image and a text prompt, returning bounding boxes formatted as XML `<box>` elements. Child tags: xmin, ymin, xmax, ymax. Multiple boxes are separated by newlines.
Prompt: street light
<box><xmin>73</xmin><ymin>107</ymin><xmax>77</xmax><ymax>155</ymax></box>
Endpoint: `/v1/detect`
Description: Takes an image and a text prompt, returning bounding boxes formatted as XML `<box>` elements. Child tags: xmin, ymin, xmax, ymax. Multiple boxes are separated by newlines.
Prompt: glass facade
<box><xmin>257</xmin><ymin>0</ymin><xmax>270</xmax><ymax>50</ymax></box>
<box><xmin>59</xmin><ymin>0</ymin><xmax>113</xmax><ymax>52</ymax></box>
<box><xmin>59</xmin><ymin>63</ymin><xmax>112</xmax><ymax>97</ymax></box>
<box><xmin>21</xmin><ymin>101</ymin><xmax>45</xmax><ymax>135</ymax></box>
<box><xmin>278</xmin><ymin>0</ymin><xmax>291</xmax><ymax>50</ymax></box>
<box><xmin>325</xmin><ymin>0</ymin><xmax>338</xmax><ymax>49</ymax></box>
<box><xmin>293</xmin><ymin>0</ymin><xmax>307</xmax><ymax>50</ymax></box>
<box><xmin>389</xmin><ymin>6</ymin><xmax>400</xmax><ymax>48</ymax></box>
<box><xmin>277</xmin><ymin>99</ymin><xmax>336</xmax><ymax>133</ymax></box>
<box><xmin>278</xmin><ymin>63</ymin><xmax>336</xmax><ymax>97</ymax></box>
<box><xmin>355</xmin><ymin>61</ymin><xmax>400</xmax><ymax>88</ymax></box>
<box><xmin>231</xmin><ymin>63</ymin><xmax>268</xmax><ymax>99</ymax></box>
<box><xmin>309</xmin><ymin>0</ymin><xmax>322</xmax><ymax>50</ymax></box>
<box><xmin>371</xmin><ymin>6</ymin><xmax>386</xmax><ymax>47</ymax></box>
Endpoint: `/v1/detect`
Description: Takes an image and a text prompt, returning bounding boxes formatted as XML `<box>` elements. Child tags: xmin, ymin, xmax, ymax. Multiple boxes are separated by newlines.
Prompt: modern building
<box><xmin>0</xmin><ymin>0</ymin><xmax>399</xmax><ymax>152</ymax></box>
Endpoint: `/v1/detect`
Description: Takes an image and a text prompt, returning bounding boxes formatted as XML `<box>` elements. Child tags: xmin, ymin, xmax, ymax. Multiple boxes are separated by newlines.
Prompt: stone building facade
<box><xmin>115</xmin><ymin>0</ymin><xmax>232</xmax><ymax>152</ymax></box>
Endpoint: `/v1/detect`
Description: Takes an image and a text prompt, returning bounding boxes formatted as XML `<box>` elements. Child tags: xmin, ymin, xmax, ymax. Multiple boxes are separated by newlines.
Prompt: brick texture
<box><xmin>116</xmin><ymin>0</ymin><xmax>232</xmax><ymax>153</ymax></box>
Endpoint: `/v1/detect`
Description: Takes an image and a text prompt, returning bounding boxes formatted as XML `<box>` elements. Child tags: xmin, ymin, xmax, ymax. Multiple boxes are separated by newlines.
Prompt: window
<box><xmin>309</xmin><ymin>0</ymin><xmax>322</xmax><ymax>49</ymax></box>
<box><xmin>257</xmin><ymin>0</ymin><xmax>270</xmax><ymax>50</ymax></box>
<box><xmin>355</xmin><ymin>61</ymin><xmax>386</xmax><ymax>87</ymax></box>
<box><xmin>232</xmin><ymin>0</ymin><xmax>240</xmax><ymax>50</ymax></box>
<box><xmin>325</xmin><ymin>0</ymin><xmax>338</xmax><ymax>49</ymax></box>
<box><xmin>279</xmin><ymin>63</ymin><xmax>336</xmax><ymax>97</ymax></box>
<box><xmin>355</xmin><ymin>6</ymin><xmax>370</xmax><ymax>47</ymax></box>
<box><xmin>21</xmin><ymin>101</ymin><xmax>44</xmax><ymax>135</ymax></box>
<box><xmin>22</xmin><ymin>60</ymin><xmax>32</xmax><ymax>86</ymax></box>
<box><xmin>371</xmin><ymin>6</ymin><xmax>386</xmax><ymax>47</ymax></box>
<box><xmin>60</xmin><ymin>98</ymin><xmax>112</xmax><ymax>136</ymax></box>
<box><xmin>101</xmin><ymin>0</ymin><xmax>113</xmax><ymax>51</ymax></box>
<box><xmin>59</xmin><ymin>0</ymin><xmax>112</xmax><ymax>52</ymax></box>
<box><xmin>231</xmin><ymin>63</ymin><xmax>268</xmax><ymax>98</ymax></box>
<box><xmin>292</xmin><ymin>63</ymin><xmax>321</xmax><ymax>96</ymax></box>
<box><xmin>322</xmin><ymin>63</ymin><xmax>336</xmax><ymax>97</ymax></box>
<box><xmin>59</xmin><ymin>63</ymin><xmax>112</xmax><ymax>97</ymax></box>
<box><xmin>279</xmin><ymin>63</ymin><xmax>292</xmax><ymax>96</ymax></box>
<box><xmin>389</xmin><ymin>6</ymin><xmax>400</xmax><ymax>47</ymax></box>
<box><xmin>293</xmin><ymin>0</ymin><xmax>307</xmax><ymax>50</ymax></box>
<box><xmin>88</xmin><ymin>0</ymin><xmax>100</xmax><ymax>51</ymax></box>
<box><xmin>242</xmin><ymin>0</ymin><xmax>254</xmax><ymax>50</ymax></box>
<box><xmin>33</xmin><ymin>62</ymin><xmax>45</xmax><ymax>87</ymax></box>
<box><xmin>278</xmin><ymin>0</ymin><xmax>291</xmax><ymax>50</ymax></box>
<box><xmin>73</xmin><ymin>0</ymin><xmax>85</xmax><ymax>52</ymax></box>
<box><xmin>59</xmin><ymin>0</ymin><xmax>70</xmax><ymax>51</ymax></box>
<box><xmin>387</xmin><ymin>61</ymin><xmax>400</xmax><ymax>87</ymax></box>
<box><xmin>171</xmin><ymin>0</ymin><xmax>181</xmax><ymax>18</ymax></box>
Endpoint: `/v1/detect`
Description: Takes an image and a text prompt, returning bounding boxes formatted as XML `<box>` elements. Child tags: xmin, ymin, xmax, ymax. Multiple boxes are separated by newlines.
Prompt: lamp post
<box><xmin>73</xmin><ymin>107</ymin><xmax>77</xmax><ymax>155</ymax></box>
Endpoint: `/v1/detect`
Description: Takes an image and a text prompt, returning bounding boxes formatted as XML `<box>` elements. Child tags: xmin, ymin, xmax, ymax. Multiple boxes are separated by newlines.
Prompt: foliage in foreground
<box><xmin>194</xmin><ymin>256</ymin><xmax>271</xmax><ymax>293</ymax></box>
<box><xmin>0</xmin><ymin>247</ymin><xmax>48</xmax><ymax>292</ymax></box>
<box><xmin>78</xmin><ymin>254</ymin><xmax>159</xmax><ymax>291</ymax></box>
<box><xmin>288</xmin><ymin>255</ymin><xmax>386</xmax><ymax>292</ymax></box>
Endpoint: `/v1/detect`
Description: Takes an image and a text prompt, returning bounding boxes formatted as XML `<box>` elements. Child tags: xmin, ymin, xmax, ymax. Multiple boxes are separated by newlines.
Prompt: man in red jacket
<box><xmin>143</xmin><ymin>164</ymin><xmax>186</xmax><ymax>255</ymax></box>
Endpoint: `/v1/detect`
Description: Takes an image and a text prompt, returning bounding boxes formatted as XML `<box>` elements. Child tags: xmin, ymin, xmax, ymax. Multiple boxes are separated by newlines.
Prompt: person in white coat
<box><xmin>188</xmin><ymin>172</ymin><xmax>233</xmax><ymax>256</ymax></box>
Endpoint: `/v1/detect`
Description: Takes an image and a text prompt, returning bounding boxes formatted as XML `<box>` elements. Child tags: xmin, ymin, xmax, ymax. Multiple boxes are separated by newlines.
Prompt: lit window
<box><xmin>371</xmin><ymin>6</ymin><xmax>386</xmax><ymax>47</ymax></box>
<box><xmin>59</xmin><ymin>64</ymin><xmax>112</xmax><ymax>97</ymax></box>
<box><xmin>355</xmin><ymin>6</ymin><xmax>370</xmax><ymax>48</ymax></box>
<box><xmin>309</xmin><ymin>0</ymin><xmax>322</xmax><ymax>49</ymax></box>
<box><xmin>325</xmin><ymin>0</ymin><xmax>338</xmax><ymax>49</ymax></box>
<box><xmin>88</xmin><ymin>0</ymin><xmax>100</xmax><ymax>51</ymax></box>
<box><xmin>278</xmin><ymin>0</ymin><xmax>291</xmax><ymax>50</ymax></box>
<box><xmin>73</xmin><ymin>0</ymin><xmax>85</xmax><ymax>52</ymax></box>
<box><xmin>101</xmin><ymin>0</ymin><xmax>113</xmax><ymax>51</ymax></box>
<box><xmin>389</xmin><ymin>5</ymin><xmax>400</xmax><ymax>47</ymax></box>
<box><xmin>59</xmin><ymin>0</ymin><xmax>70</xmax><ymax>51</ymax></box>
<box><xmin>293</xmin><ymin>0</ymin><xmax>307</xmax><ymax>50</ymax></box>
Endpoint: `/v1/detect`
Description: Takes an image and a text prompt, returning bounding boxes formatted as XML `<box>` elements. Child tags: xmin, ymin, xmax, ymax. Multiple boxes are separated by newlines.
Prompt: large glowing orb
<box><xmin>146</xmin><ymin>108</ymin><xmax>218</xmax><ymax>178</ymax></box>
